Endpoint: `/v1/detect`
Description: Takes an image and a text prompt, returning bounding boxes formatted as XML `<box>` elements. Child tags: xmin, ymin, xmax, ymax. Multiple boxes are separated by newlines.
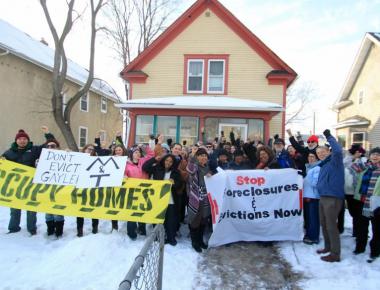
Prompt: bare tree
<box><xmin>285</xmin><ymin>80</ymin><xmax>318</xmax><ymax>125</ymax></box>
<box><xmin>103</xmin><ymin>0</ymin><xmax>178</xmax><ymax>99</ymax></box>
<box><xmin>40</xmin><ymin>0</ymin><xmax>105</xmax><ymax>151</ymax></box>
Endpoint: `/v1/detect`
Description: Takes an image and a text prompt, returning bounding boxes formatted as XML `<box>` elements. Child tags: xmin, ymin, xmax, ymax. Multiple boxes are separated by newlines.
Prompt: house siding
<box><xmin>0</xmin><ymin>53</ymin><xmax>122</xmax><ymax>153</ymax></box>
<box><xmin>337</xmin><ymin>43</ymin><xmax>380</xmax><ymax>149</ymax></box>
<box><xmin>132</xmin><ymin>8</ymin><xmax>284</xmax><ymax>136</ymax></box>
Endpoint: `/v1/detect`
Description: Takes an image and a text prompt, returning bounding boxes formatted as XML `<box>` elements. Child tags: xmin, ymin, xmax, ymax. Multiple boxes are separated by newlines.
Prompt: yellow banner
<box><xmin>0</xmin><ymin>160</ymin><xmax>171</xmax><ymax>224</ymax></box>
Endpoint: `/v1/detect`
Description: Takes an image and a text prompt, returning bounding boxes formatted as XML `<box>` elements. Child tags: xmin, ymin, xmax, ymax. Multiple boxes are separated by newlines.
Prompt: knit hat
<box><xmin>15</xmin><ymin>129</ymin><xmax>30</xmax><ymax>141</ymax></box>
<box><xmin>348</xmin><ymin>144</ymin><xmax>365</xmax><ymax>155</ymax></box>
<box><xmin>129</xmin><ymin>146</ymin><xmax>142</xmax><ymax>159</ymax></box>
<box><xmin>369</xmin><ymin>147</ymin><xmax>380</xmax><ymax>156</ymax></box>
<box><xmin>45</xmin><ymin>138</ymin><xmax>60</xmax><ymax>148</ymax></box>
<box><xmin>234</xmin><ymin>150</ymin><xmax>244</xmax><ymax>157</ymax></box>
<box><xmin>195</xmin><ymin>148</ymin><xmax>208</xmax><ymax>157</ymax></box>
<box><xmin>307</xmin><ymin>135</ymin><xmax>319</xmax><ymax>143</ymax></box>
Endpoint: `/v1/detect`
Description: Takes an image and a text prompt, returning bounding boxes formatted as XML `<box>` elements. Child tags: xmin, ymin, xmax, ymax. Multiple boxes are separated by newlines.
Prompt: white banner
<box><xmin>205</xmin><ymin>168</ymin><xmax>304</xmax><ymax>247</ymax></box>
<box><xmin>34</xmin><ymin>149</ymin><xmax>128</xmax><ymax>188</ymax></box>
<box><xmin>33</xmin><ymin>149</ymin><xmax>86</xmax><ymax>186</ymax></box>
<box><xmin>75</xmin><ymin>156</ymin><xmax>128</xmax><ymax>188</ymax></box>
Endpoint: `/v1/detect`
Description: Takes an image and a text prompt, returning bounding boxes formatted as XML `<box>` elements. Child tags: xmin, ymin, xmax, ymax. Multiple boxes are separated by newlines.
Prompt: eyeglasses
<box><xmin>46</xmin><ymin>144</ymin><xmax>57</xmax><ymax>148</ymax></box>
<box><xmin>206</xmin><ymin>146</ymin><xmax>213</xmax><ymax>148</ymax></box>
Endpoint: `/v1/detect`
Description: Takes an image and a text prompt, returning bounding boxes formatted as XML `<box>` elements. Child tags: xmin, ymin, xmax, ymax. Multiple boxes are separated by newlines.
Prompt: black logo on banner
<box><xmin>86</xmin><ymin>157</ymin><xmax>120</xmax><ymax>187</ymax></box>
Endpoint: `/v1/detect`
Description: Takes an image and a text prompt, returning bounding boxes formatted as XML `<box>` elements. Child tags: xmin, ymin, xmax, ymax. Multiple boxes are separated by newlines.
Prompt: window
<box><xmin>180</xmin><ymin>117</ymin><xmax>199</xmax><ymax>146</ymax></box>
<box><xmin>351</xmin><ymin>132</ymin><xmax>365</xmax><ymax>147</ymax></box>
<box><xmin>80</xmin><ymin>93</ymin><xmax>89</xmax><ymax>112</ymax></box>
<box><xmin>358</xmin><ymin>90</ymin><xmax>364</xmax><ymax>104</ymax></box>
<box><xmin>185</xmin><ymin>55</ymin><xmax>228</xmax><ymax>95</ymax></box>
<box><xmin>79</xmin><ymin>127</ymin><xmax>88</xmax><ymax>148</ymax></box>
<box><xmin>207</xmin><ymin>60</ymin><xmax>225</xmax><ymax>93</ymax></box>
<box><xmin>136</xmin><ymin>115</ymin><xmax>154</xmax><ymax>143</ymax></box>
<box><xmin>99</xmin><ymin>130</ymin><xmax>107</xmax><ymax>143</ymax></box>
<box><xmin>337</xmin><ymin>135</ymin><xmax>347</xmax><ymax>148</ymax></box>
<box><xmin>101</xmin><ymin>97</ymin><xmax>107</xmax><ymax>113</ymax></box>
<box><xmin>187</xmin><ymin>60</ymin><xmax>204</xmax><ymax>93</ymax></box>
<box><xmin>157</xmin><ymin>116</ymin><xmax>177</xmax><ymax>142</ymax></box>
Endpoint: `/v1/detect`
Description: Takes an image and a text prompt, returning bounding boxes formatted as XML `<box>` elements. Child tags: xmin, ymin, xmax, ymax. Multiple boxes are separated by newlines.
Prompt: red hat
<box><xmin>15</xmin><ymin>129</ymin><xmax>30</xmax><ymax>141</ymax></box>
<box><xmin>307</xmin><ymin>135</ymin><xmax>319</xmax><ymax>143</ymax></box>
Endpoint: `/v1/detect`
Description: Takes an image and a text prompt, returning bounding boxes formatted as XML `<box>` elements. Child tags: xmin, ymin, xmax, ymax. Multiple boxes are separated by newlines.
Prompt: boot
<box><xmin>189</xmin><ymin>226</ymin><xmax>202</xmax><ymax>253</ymax></box>
<box><xmin>112</xmin><ymin>220</ymin><xmax>118</xmax><ymax>231</ymax></box>
<box><xmin>55</xmin><ymin>221</ymin><xmax>64</xmax><ymax>238</ymax></box>
<box><xmin>77</xmin><ymin>226</ymin><xmax>83</xmax><ymax>237</ymax></box>
<box><xmin>46</xmin><ymin>221</ymin><xmax>55</xmax><ymax>236</ymax></box>
<box><xmin>198</xmin><ymin>226</ymin><xmax>208</xmax><ymax>250</ymax></box>
<box><xmin>92</xmin><ymin>224</ymin><xmax>98</xmax><ymax>234</ymax></box>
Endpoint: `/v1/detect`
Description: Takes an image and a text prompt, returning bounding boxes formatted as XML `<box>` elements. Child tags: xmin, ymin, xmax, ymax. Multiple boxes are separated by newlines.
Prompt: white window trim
<box><xmin>351</xmin><ymin>131</ymin><xmax>365</xmax><ymax>144</ymax></box>
<box><xmin>79</xmin><ymin>126</ymin><xmax>88</xmax><ymax>148</ymax></box>
<box><xmin>101</xmin><ymin>97</ymin><xmax>107</xmax><ymax>113</ymax></box>
<box><xmin>99</xmin><ymin>130</ymin><xmax>107</xmax><ymax>143</ymax></box>
<box><xmin>358</xmin><ymin>89</ymin><xmax>365</xmax><ymax>105</ymax></box>
<box><xmin>187</xmin><ymin>59</ymin><xmax>204</xmax><ymax>93</ymax></box>
<box><xmin>207</xmin><ymin>59</ymin><xmax>225</xmax><ymax>94</ymax></box>
<box><xmin>80</xmin><ymin>93</ymin><xmax>89</xmax><ymax>112</ymax></box>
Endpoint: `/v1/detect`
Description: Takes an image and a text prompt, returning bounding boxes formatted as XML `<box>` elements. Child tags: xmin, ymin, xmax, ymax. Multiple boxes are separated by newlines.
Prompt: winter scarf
<box><xmin>358</xmin><ymin>162</ymin><xmax>380</xmax><ymax>217</ymax></box>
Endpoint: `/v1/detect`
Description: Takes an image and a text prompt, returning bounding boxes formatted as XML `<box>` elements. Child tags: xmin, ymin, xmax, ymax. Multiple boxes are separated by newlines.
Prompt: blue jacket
<box><xmin>275</xmin><ymin>149</ymin><xmax>295</xmax><ymax>169</ymax></box>
<box><xmin>303</xmin><ymin>161</ymin><xmax>321</xmax><ymax>199</ymax></box>
<box><xmin>316</xmin><ymin>136</ymin><xmax>345</xmax><ymax>199</ymax></box>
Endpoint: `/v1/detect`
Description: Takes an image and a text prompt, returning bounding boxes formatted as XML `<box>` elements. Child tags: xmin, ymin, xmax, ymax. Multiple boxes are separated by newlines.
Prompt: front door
<box><xmin>218</xmin><ymin>123</ymin><xmax>248</xmax><ymax>142</ymax></box>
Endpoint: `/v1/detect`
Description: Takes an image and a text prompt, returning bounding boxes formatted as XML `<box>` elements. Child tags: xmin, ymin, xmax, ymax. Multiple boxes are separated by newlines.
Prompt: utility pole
<box><xmin>313</xmin><ymin>111</ymin><xmax>316</xmax><ymax>135</ymax></box>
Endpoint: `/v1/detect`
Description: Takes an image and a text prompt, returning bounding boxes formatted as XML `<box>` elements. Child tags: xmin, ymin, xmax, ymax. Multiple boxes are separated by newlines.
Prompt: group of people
<box><xmin>1</xmin><ymin>126</ymin><xmax>379</xmax><ymax>262</ymax></box>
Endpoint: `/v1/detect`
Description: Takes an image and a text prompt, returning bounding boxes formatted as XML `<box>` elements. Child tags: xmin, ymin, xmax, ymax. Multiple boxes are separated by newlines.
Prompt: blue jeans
<box><xmin>45</xmin><ymin>214</ymin><xmax>64</xmax><ymax>222</ymax></box>
<box><xmin>8</xmin><ymin>208</ymin><xmax>37</xmax><ymax>233</ymax></box>
<box><xmin>303</xmin><ymin>198</ymin><xmax>320</xmax><ymax>242</ymax></box>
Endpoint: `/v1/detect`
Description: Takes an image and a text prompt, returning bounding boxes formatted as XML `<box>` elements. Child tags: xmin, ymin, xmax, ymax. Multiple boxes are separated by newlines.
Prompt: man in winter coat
<box><xmin>273</xmin><ymin>136</ymin><xmax>295</xmax><ymax>169</ymax></box>
<box><xmin>316</xmin><ymin>129</ymin><xmax>344</xmax><ymax>262</ymax></box>
<box><xmin>1</xmin><ymin>126</ymin><xmax>54</xmax><ymax>235</ymax></box>
<box><xmin>287</xmin><ymin>129</ymin><xmax>318</xmax><ymax>164</ymax></box>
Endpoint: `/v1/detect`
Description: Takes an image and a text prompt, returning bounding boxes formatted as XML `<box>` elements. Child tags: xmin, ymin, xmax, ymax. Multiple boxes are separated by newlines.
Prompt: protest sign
<box><xmin>0</xmin><ymin>160</ymin><xmax>171</xmax><ymax>223</ymax></box>
<box><xmin>76</xmin><ymin>156</ymin><xmax>128</xmax><ymax>188</ymax></box>
<box><xmin>205</xmin><ymin>168</ymin><xmax>303</xmax><ymax>247</ymax></box>
<box><xmin>33</xmin><ymin>149</ymin><xmax>85</xmax><ymax>186</ymax></box>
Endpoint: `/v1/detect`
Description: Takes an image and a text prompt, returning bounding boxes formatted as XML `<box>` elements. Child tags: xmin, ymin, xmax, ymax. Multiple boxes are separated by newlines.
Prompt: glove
<box><xmin>273</xmin><ymin>134</ymin><xmax>279</xmax><ymax>140</ymax></box>
<box><xmin>323</xmin><ymin>129</ymin><xmax>331</xmax><ymax>138</ymax></box>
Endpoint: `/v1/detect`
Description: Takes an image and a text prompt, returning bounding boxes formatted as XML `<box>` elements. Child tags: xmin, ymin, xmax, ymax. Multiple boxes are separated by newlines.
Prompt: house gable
<box><xmin>121</xmin><ymin>0</ymin><xmax>296</xmax><ymax>87</ymax></box>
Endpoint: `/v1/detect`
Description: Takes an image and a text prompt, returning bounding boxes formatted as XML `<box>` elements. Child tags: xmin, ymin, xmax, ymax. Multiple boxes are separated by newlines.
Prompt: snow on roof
<box><xmin>116</xmin><ymin>96</ymin><xmax>283</xmax><ymax>111</ymax></box>
<box><xmin>0</xmin><ymin>19</ymin><xmax>119</xmax><ymax>102</ymax></box>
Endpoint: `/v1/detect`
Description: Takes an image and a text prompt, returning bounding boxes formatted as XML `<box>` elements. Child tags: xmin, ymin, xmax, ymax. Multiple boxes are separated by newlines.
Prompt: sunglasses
<box><xmin>46</xmin><ymin>144</ymin><xmax>57</xmax><ymax>148</ymax></box>
<box><xmin>307</xmin><ymin>141</ymin><xmax>316</xmax><ymax>144</ymax></box>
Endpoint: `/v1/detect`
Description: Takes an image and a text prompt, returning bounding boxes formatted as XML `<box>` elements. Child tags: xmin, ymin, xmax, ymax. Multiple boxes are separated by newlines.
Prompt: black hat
<box><xmin>218</xmin><ymin>149</ymin><xmax>229</xmax><ymax>157</ymax></box>
<box><xmin>273</xmin><ymin>138</ymin><xmax>285</xmax><ymax>145</ymax></box>
<box><xmin>349</xmin><ymin>144</ymin><xmax>365</xmax><ymax>155</ymax></box>
<box><xmin>369</xmin><ymin>147</ymin><xmax>380</xmax><ymax>156</ymax></box>
<box><xmin>195</xmin><ymin>148</ymin><xmax>208</xmax><ymax>157</ymax></box>
<box><xmin>234</xmin><ymin>150</ymin><xmax>244</xmax><ymax>157</ymax></box>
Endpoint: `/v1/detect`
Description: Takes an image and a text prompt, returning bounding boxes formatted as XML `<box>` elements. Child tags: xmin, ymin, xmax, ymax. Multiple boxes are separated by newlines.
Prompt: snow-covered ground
<box><xmin>0</xmin><ymin>206</ymin><xmax>379</xmax><ymax>290</ymax></box>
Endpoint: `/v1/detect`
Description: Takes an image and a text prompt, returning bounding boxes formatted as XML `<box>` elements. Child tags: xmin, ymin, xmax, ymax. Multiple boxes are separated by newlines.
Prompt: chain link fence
<box><xmin>118</xmin><ymin>224</ymin><xmax>165</xmax><ymax>290</ymax></box>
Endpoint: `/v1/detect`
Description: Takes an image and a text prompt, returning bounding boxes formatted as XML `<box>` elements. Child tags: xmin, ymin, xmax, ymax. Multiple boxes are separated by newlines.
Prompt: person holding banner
<box><xmin>351</xmin><ymin>147</ymin><xmax>380</xmax><ymax>262</ymax></box>
<box><xmin>143</xmin><ymin>154</ymin><xmax>183</xmax><ymax>246</ymax></box>
<box><xmin>1</xmin><ymin>126</ymin><xmax>54</xmax><ymax>235</ymax></box>
<box><xmin>124</xmin><ymin>140</ymin><xmax>156</xmax><ymax>240</ymax></box>
<box><xmin>255</xmin><ymin>146</ymin><xmax>280</xmax><ymax>169</ymax></box>
<box><xmin>187</xmin><ymin>147</ymin><xmax>212</xmax><ymax>253</ymax></box>
<box><xmin>76</xmin><ymin>144</ymin><xmax>100</xmax><ymax>237</ymax></box>
<box><xmin>316</xmin><ymin>129</ymin><xmax>344</xmax><ymax>263</ymax></box>
<box><xmin>42</xmin><ymin>139</ymin><xmax>65</xmax><ymax>238</ymax></box>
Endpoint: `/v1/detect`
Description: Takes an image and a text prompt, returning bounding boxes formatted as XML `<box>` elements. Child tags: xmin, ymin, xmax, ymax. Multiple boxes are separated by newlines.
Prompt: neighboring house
<box><xmin>333</xmin><ymin>32</ymin><xmax>380</xmax><ymax>150</ymax></box>
<box><xmin>117</xmin><ymin>0</ymin><xmax>297</xmax><ymax>147</ymax></box>
<box><xmin>0</xmin><ymin>19</ymin><xmax>122</xmax><ymax>152</ymax></box>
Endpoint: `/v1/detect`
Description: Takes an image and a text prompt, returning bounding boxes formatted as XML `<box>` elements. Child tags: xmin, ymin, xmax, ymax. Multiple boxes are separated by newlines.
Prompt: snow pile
<box><xmin>0</xmin><ymin>207</ymin><xmax>199</xmax><ymax>290</ymax></box>
<box><xmin>279</xmin><ymin>213</ymin><xmax>380</xmax><ymax>290</ymax></box>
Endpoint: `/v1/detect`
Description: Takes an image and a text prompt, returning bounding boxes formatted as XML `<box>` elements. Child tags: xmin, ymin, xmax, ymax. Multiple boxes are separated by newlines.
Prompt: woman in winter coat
<box><xmin>109</xmin><ymin>144</ymin><xmax>128</xmax><ymax>232</ymax></box>
<box><xmin>255</xmin><ymin>146</ymin><xmax>280</xmax><ymax>169</ymax></box>
<box><xmin>124</xmin><ymin>141</ymin><xmax>156</xmax><ymax>240</ymax></box>
<box><xmin>287</xmin><ymin>145</ymin><xmax>306</xmax><ymax>177</ymax></box>
<box><xmin>186</xmin><ymin>147</ymin><xmax>212</xmax><ymax>253</ymax></box>
<box><xmin>43</xmin><ymin>138</ymin><xmax>65</xmax><ymax>238</ymax></box>
<box><xmin>344</xmin><ymin>144</ymin><xmax>367</xmax><ymax>237</ymax></box>
<box><xmin>302</xmin><ymin>152</ymin><xmax>321</xmax><ymax>244</ymax></box>
<box><xmin>351</xmin><ymin>147</ymin><xmax>380</xmax><ymax>261</ymax></box>
<box><xmin>76</xmin><ymin>144</ymin><xmax>99</xmax><ymax>237</ymax></box>
<box><xmin>143</xmin><ymin>154</ymin><xmax>182</xmax><ymax>245</ymax></box>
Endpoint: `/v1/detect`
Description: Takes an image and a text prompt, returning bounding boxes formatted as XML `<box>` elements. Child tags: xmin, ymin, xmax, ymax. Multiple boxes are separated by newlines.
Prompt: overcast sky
<box><xmin>1</xmin><ymin>0</ymin><xmax>379</xmax><ymax>134</ymax></box>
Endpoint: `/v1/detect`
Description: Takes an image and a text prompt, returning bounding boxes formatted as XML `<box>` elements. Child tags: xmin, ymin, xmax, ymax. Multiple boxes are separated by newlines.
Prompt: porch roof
<box><xmin>333</xmin><ymin>115</ymin><xmax>370</xmax><ymax>129</ymax></box>
<box><xmin>116</xmin><ymin>96</ymin><xmax>283</xmax><ymax>112</ymax></box>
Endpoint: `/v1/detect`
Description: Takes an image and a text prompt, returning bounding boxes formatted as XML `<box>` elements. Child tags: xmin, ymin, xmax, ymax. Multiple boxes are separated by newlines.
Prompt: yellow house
<box><xmin>0</xmin><ymin>19</ymin><xmax>122</xmax><ymax>152</ymax></box>
<box><xmin>333</xmin><ymin>32</ymin><xmax>380</xmax><ymax>150</ymax></box>
<box><xmin>117</xmin><ymin>0</ymin><xmax>297</xmax><ymax>147</ymax></box>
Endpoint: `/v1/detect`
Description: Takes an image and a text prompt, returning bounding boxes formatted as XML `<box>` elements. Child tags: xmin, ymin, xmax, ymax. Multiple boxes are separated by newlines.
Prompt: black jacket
<box><xmin>2</xmin><ymin>133</ymin><xmax>54</xmax><ymax>167</ymax></box>
<box><xmin>142</xmin><ymin>156</ymin><xmax>183</xmax><ymax>200</ymax></box>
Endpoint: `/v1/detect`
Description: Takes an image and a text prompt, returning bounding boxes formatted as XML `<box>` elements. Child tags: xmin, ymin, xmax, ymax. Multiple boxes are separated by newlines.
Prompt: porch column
<box><xmin>128</xmin><ymin>111</ymin><xmax>136</xmax><ymax>148</ymax></box>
